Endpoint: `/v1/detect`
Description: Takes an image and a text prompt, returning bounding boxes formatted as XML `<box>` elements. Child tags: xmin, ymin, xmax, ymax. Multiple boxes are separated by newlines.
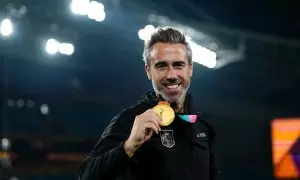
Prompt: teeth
<box><xmin>166</xmin><ymin>84</ymin><xmax>179</xmax><ymax>89</ymax></box>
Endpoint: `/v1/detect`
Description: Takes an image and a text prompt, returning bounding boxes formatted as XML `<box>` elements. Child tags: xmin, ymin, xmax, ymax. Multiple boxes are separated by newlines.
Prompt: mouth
<box><xmin>164</xmin><ymin>83</ymin><xmax>181</xmax><ymax>91</ymax></box>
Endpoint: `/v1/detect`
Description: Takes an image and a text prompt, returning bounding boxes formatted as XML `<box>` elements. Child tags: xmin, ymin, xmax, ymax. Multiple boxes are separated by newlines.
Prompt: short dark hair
<box><xmin>142</xmin><ymin>27</ymin><xmax>192</xmax><ymax>65</ymax></box>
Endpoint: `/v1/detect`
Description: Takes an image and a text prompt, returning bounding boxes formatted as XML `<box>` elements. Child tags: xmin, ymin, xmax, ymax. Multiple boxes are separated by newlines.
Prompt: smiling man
<box><xmin>78</xmin><ymin>27</ymin><xmax>220</xmax><ymax>180</ymax></box>
<box><xmin>145</xmin><ymin>40</ymin><xmax>192</xmax><ymax>113</ymax></box>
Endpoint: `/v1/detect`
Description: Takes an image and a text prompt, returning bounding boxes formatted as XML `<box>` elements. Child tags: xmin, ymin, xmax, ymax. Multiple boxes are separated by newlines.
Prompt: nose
<box><xmin>167</xmin><ymin>68</ymin><xmax>176</xmax><ymax>79</ymax></box>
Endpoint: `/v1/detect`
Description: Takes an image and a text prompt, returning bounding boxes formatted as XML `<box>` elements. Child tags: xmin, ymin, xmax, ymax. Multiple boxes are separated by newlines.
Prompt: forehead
<box><xmin>150</xmin><ymin>43</ymin><xmax>187</xmax><ymax>63</ymax></box>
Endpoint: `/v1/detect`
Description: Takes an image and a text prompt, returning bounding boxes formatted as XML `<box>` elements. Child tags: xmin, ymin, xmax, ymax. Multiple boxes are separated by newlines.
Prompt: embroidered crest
<box><xmin>160</xmin><ymin>130</ymin><xmax>175</xmax><ymax>148</ymax></box>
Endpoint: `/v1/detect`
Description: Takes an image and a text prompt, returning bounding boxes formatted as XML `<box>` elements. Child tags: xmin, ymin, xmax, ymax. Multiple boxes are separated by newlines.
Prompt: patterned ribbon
<box><xmin>178</xmin><ymin>115</ymin><xmax>197</xmax><ymax>123</ymax></box>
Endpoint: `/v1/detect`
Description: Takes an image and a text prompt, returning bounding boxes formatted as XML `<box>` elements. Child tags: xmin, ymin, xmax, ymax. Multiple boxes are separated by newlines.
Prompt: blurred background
<box><xmin>0</xmin><ymin>0</ymin><xmax>299</xmax><ymax>179</ymax></box>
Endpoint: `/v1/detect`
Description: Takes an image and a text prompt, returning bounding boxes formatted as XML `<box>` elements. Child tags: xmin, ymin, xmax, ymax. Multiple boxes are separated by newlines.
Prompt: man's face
<box><xmin>145</xmin><ymin>43</ymin><xmax>193</xmax><ymax>105</ymax></box>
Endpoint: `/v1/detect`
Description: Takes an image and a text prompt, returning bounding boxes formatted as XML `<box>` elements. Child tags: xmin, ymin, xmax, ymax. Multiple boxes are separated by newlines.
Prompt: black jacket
<box><xmin>78</xmin><ymin>91</ymin><xmax>220</xmax><ymax>180</ymax></box>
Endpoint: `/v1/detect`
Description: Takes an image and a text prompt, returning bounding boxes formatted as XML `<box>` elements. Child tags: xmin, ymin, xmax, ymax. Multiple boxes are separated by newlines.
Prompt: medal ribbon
<box><xmin>178</xmin><ymin>115</ymin><xmax>197</xmax><ymax>123</ymax></box>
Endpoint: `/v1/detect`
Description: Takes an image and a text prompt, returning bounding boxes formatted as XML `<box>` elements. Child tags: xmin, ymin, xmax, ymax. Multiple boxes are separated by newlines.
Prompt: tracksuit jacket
<box><xmin>78</xmin><ymin>90</ymin><xmax>220</xmax><ymax>180</ymax></box>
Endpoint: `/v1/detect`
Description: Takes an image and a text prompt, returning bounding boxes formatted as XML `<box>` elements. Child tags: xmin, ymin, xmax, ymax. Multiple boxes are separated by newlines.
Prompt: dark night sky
<box><xmin>157</xmin><ymin>0</ymin><xmax>300</xmax><ymax>39</ymax></box>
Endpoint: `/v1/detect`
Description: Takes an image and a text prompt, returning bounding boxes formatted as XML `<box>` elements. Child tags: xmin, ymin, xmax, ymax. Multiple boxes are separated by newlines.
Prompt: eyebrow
<box><xmin>154</xmin><ymin>61</ymin><xmax>167</xmax><ymax>68</ymax></box>
<box><xmin>173</xmin><ymin>61</ymin><xmax>186</xmax><ymax>66</ymax></box>
<box><xmin>154</xmin><ymin>60</ymin><xmax>186</xmax><ymax>68</ymax></box>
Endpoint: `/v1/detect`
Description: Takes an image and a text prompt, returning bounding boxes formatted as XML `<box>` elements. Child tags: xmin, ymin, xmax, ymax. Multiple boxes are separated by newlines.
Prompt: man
<box><xmin>78</xmin><ymin>27</ymin><xmax>220</xmax><ymax>180</ymax></box>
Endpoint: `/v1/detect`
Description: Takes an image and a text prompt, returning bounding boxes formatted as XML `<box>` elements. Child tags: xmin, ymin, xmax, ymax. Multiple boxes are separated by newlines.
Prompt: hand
<box><xmin>124</xmin><ymin>109</ymin><xmax>163</xmax><ymax>157</ymax></box>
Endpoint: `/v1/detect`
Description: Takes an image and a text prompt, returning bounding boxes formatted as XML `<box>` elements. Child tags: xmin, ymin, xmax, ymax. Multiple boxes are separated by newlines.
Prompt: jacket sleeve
<box><xmin>78</xmin><ymin>109</ymin><xmax>135</xmax><ymax>180</ymax></box>
<box><xmin>209</xmin><ymin>144</ymin><xmax>221</xmax><ymax>180</ymax></box>
<box><xmin>209</xmin><ymin>128</ymin><xmax>221</xmax><ymax>180</ymax></box>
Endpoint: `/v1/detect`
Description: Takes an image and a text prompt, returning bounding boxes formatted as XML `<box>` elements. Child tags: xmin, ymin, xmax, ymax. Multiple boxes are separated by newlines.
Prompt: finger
<box><xmin>148</xmin><ymin>109</ymin><xmax>164</xmax><ymax>126</ymax></box>
<box><xmin>145</xmin><ymin>117</ymin><xmax>161</xmax><ymax>131</ymax></box>
<box><xmin>145</xmin><ymin>128</ymin><xmax>153</xmax><ymax>137</ymax></box>
<box><xmin>152</xmin><ymin>111</ymin><xmax>164</xmax><ymax>127</ymax></box>
<box><xmin>144</xmin><ymin>121</ymin><xmax>160</xmax><ymax>135</ymax></box>
<box><xmin>145</xmin><ymin>116</ymin><xmax>162</xmax><ymax>131</ymax></box>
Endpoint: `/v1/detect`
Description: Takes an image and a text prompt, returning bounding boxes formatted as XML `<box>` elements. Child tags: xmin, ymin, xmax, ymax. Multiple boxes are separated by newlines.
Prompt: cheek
<box><xmin>179</xmin><ymin>72</ymin><xmax>191</xmax><ymax>82</ymax></box>
<box><xmin>152</xmin><ymin>71</ymin><xmax>163</xmax><ymax>81</ymax></box>
<box><xmin>153</xmin><ymin>76</ymin><xmax>162</xmax><ymax>84</ymax></box>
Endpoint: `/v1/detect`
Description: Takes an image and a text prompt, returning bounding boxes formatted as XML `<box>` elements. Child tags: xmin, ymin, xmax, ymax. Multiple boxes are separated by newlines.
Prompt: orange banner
<box><xmin>271</xmin><ymin>118</ymin><xmax>300</xmax><ymax>178</ymax></box>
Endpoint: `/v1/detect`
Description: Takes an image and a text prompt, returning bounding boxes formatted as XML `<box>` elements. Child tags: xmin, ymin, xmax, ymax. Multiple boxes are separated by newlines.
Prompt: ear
<box><xmin>145</xmin><ymin>63</ymin><xmax>151</xmax><ymax>80</ymax></box>
<box><xmin>188</xmin><ymin>63</ymin><xmax>193</xmax><ymax>77</ymax></box>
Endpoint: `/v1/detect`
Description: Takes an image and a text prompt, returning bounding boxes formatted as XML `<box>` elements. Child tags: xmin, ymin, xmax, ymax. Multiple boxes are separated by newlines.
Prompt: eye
<box><xmin>174</xmin><ymin>63</ymin><xmax>185</xmax><ymax>69</ymax></box>
<box><xmin>155</xmin><ymin>63</ymin><xmax>167</xmax><ymax>70</ymax></box>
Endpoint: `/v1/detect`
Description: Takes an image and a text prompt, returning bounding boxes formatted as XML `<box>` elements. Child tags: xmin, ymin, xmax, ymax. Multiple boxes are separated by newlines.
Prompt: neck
<box><xmin>178</xmin><ymin>105</ymin><xmax>184</xmax><ymax>113</ymax></box>
<box><xmin>169</xmin><ymin>95</ymin><xmax>186</xmax><ymax>113</ymax></box>
<box><xmin>171</xmin><ymin>100</ymin><xmax>184</xmax><ymax>113</ymax></box>
<box><xmin>156</xmin><ymin>92</ymin><xmax>187</xmax><ymax>113</ymax></box>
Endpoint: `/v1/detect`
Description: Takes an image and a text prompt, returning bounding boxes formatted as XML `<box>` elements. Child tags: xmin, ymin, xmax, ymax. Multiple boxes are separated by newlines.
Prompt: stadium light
<box><xmin>40</xmin><ymin>104</ymin><xmax>49</xmax><ymax>115</ymax></box>
<box><xmin>45</xmin><ymin>39</ymin><xmax>59</xmax><ymax>55</ymax></box>
<box><xmin>58</xmin><ymin>43</ymin><xmax>74</xmax><ymax>55</ymax></box>
<box><xmin>71</xmin><ymin>0</ymin><xmax>89</xmax><ymax>15</ymax></box>
<box><xmin>0</xmin><ymin>18</ymin><xmax>13</xmax><ymax>37</ymax></box>
<box><xmin>71</xmin><ymin>0</ymin><xmax>105</xmax><ymax>22</ymax></box>
<box><xmin>45</xmin><ymin>38</ymin><xmax>74</xmax><ymax>56</ymax></box>
<box><xmin>138</xmin><ymin>25</ymin><xmax>155</xmax><ymax>41</ymax></box>
<box><xmin>188</xmin><ymin>40</ymin><xmax>217</xmax><ymax>68</ymax></box>
<box><xmin>87</xmin><ymin>1</ymin><xmax>105</xmax><ymax>22</ymax></box>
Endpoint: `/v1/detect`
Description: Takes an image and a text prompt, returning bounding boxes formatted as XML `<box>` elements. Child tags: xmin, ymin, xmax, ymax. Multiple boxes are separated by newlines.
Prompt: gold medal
<box><xmin>153</xmin><ymin>101</ymin><xmax>175</xmax><ymax>126</ymax></box>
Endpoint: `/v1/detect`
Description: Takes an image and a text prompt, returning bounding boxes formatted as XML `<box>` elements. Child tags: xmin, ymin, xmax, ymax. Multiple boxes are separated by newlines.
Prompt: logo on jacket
<box><xmin>160</xmin><ymin>130</ymin><xmax>175</xmax><ymax>148</ymax></box>
<box><xmin>197</xmin><ymin>132</ymin><xmax>207</xmax><ymax>138</ymax></box>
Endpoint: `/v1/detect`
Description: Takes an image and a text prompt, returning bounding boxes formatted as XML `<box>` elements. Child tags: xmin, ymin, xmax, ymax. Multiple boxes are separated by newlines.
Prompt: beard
<box><xmin>152</xmin><ymin>78</ymin><xmax>190</xmax><ymax>109</ymax></box>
